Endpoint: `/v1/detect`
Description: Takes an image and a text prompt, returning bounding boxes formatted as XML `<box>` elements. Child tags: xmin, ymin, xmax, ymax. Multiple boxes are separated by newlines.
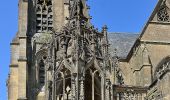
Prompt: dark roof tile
<box><xmin>108</xmin><ymin>33</ymin><xmax>139</xmax><ymax>58</ymax></box>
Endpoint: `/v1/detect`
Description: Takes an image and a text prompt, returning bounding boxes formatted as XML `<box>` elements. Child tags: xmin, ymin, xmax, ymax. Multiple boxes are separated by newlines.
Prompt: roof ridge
<box><xmin>108</xmin><ymin>32</ymin><xmax>139</xmax><ymax>35</ymax></box>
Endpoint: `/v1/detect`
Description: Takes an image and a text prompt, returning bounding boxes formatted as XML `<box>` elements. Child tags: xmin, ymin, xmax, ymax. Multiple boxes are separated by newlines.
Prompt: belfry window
<box><xmin>36</xmin><ymin>0</ymin><xmax>53</xmax><ymax>33</ymax></box>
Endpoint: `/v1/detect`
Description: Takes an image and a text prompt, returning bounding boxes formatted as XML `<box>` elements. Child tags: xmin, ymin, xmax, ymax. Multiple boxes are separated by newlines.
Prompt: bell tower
<box><xmin>8</xmin><ymin>0</ymin><xmax>28</xmax><ymax>100</ymax></box>
<box><xmin>8</xmin><ymin>0</ymin><xmax>67</xmax><ymax>100</ymax></box>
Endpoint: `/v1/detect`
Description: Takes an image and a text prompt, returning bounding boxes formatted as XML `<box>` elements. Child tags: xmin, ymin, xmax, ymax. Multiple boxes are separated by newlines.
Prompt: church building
<box><xmin>8</xmin><ymin>0</ymin><xmax>170</xmax><ymax>100</ymax></box>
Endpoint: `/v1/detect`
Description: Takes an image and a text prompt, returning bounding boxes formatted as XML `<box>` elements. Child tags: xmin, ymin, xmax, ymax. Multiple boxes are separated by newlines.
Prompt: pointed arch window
<box><xmin>36</xmin><ymin>0</ymin><xmax>53</xmax><ymax>33</ymax></box>
<box><xmin>154</xmin><ymin>57</ymin><xmax>170</xmax><ymax>80</ymax></box>
<box><xmin>55</xmin><ymin>67</ymin><xmax>72</xmax><ymax>100</ymax></box>
<box><xmin>84</xmin><ymin>68</ymin><xmax>102</xmax><ymax>100</ymax></box>
<box><xmin>38</xmin><ymin>55</ymin><xmax>47</xmax><ymax>86</ymax></box>
<box><xmin>39</xmin><ymin>59</ymin><xmax>45</xmax><ymax>85</ymax></box>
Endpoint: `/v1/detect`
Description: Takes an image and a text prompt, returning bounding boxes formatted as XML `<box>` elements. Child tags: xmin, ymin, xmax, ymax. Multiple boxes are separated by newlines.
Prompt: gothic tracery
<box><xmin>8</xmin><ymin>0</ymin><xmax>170</xmax><ymax>100</ymax></box>
<box><xmin>45</xmin><ymin>0</ymin><xmax>114</xmax><ymax>99</ymax></box>
<box><xmin>157</xmin><ymin>1</ymin><xmax>170</xmax><ymax>22</ymax></box>
<box><xmin>154</xmin><ymin>57</ymin><xmax>170</xmax><ymax>80</ymax></box>
<box><xmin>36</xmin><ymin>0</ymin><xmax>53</xmax><ymax>33</ymax></box>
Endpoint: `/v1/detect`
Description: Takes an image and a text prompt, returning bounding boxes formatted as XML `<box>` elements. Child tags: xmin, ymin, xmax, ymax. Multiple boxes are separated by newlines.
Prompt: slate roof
<box><xmin>108</xmin><ymin>33</ymin><xmax>139</xmax><ymax>59</ymax></box>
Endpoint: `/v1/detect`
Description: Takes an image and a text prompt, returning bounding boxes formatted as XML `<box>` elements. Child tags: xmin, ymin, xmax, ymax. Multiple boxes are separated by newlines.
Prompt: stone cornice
<box><xmin>18</xmin><ymin>57</ymin><xmax>27</xmax><ymax>62</ymax></box>
<box><xmin>17</xmin><ymin>98</ymin><xmax>28</xmax><ymax>100</ymax></box>
<box><xmin>9</xmin><ymin>64</ymin><xmax>19</xmax><ymax>68</ymax></box>
<box><xmin>141</xmin><ymin>40</ymin><xmax>170</xmax><ymax>45</ymax></box>
<box><xmin>10</xmin><ymin>42</ymin><xmax>20</xmax><ymax>45</ymax></box>
<box><xmin>149</xmin><ymin>21</ymin><xmax>170</xmax><ymax>25</ymax></box>
<box><xmin>19</xmin><ymin>36</ymin><xmax>27</xmax><ymax>39</ymax></box>
<box><xmin>133</xmin><ymin>64</ymin><xmax>152</xmax><ymax>73</ymax></box>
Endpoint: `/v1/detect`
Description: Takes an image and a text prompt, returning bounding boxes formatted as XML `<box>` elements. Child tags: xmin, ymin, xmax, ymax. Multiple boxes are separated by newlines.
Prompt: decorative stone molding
<box><xmin>154</xmin><ymin>57</ymin><xmax>170</xmax><ymax>80</ymax></box>
<box><xmin>157</xmin><ymin>0</ymin><xmax>170</xmax><ymax>22</ymax></box>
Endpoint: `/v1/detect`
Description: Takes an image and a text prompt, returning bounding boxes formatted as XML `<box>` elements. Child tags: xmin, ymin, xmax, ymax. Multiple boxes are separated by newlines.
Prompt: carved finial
<box><xmin>102</xmin><ymin>25</ymin><xmax>108</xmax><ymax>32</ymax></box>
<box><xmin>102</xmin><ymin>25</ymin><xmax>108</xmax><ymax>38</ymax></box>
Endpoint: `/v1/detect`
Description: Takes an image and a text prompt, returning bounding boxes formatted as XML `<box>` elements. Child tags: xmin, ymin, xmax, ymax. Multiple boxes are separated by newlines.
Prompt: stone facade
<box><xmin>8</xmin><ymin>0</ymin><xmax>170</xmax><ymax>100</ymax></box>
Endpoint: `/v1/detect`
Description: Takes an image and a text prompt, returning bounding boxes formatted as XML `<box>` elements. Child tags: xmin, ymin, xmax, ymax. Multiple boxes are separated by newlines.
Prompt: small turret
<box><xmin>102</xmin><ymin>25</ymin><xmax>109</xmax><ymax>56</ymax></box>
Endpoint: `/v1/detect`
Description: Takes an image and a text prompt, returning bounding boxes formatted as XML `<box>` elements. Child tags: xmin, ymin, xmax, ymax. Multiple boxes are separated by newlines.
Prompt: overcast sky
<box><xmin>0</xmin><ymin>0</ymin><xmax>157</xmax><ymax>99</ymax></box>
